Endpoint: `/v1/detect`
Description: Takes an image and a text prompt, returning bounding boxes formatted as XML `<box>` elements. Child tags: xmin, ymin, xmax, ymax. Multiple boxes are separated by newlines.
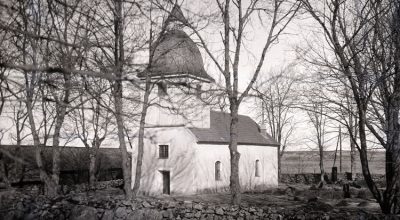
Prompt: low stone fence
<box><xmin>2</xmin><ymin>179</ymin><xmax>125</xmax><ymax>196</ymax></box>
<box><xmin>62</xmin><ymin>179</ymin><xmax>124</xmax><ymax>194</ymax></box>
<box><xmin>280</xmin><ymin>173</ymin><xmax>385</xmax><ymax>185</ymax></box>
<box><xmin>1</xmin><ymin>191</ymin><xmax>388</xmax><ymax>220</ymax></box>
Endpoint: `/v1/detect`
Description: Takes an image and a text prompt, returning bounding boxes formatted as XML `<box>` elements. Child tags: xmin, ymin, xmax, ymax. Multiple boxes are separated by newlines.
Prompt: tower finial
<box><xmin>165</xmin><ymin>3</ymin><xmax>188</xmax><ymax>27</ymax></box>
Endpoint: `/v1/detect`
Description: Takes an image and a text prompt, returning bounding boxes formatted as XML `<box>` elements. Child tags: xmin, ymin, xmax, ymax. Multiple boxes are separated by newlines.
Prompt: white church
<box><xmin>132</xmin><ymin>4</ymin><xmax>279</xmax><ymax>195</ymax></box>
<box><xmin>0</xmin><ymin>4</ymin><xmax>280</xmax><ymax>196</ymax></box>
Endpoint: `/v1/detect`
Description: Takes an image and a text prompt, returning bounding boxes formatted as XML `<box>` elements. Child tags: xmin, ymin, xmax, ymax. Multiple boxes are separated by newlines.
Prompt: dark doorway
<box><xmin>160</xmin><ymin>171</ymin><xmax>170</xmax><ymax>195</ymax></box>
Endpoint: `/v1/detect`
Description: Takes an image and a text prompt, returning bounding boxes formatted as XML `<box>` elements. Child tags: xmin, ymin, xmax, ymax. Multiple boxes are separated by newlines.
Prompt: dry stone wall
<box><xmin>1</xmin><ymin>190</ymin><xmax>389</xmax><ymax>220</ymax></box>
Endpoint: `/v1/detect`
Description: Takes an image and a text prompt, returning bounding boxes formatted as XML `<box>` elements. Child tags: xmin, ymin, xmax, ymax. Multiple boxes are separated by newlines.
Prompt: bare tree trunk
<box><xmin>132</xmin><ymin>78</ymin><xmax>150</xmax><ymax>196</ymax></box>
<box><xmin>339</xmin><ymin>126</ymin><xmax>342</xmax><ymax>173</ymax></box>
<box><xmin>26</xmin><ymin>91</ymin><xmax>58</xmax><ymax>196</ymax></box>
<box><xmin>114</xmin><ymin>90</ymin><xmax>132</xmax><ymax>199</ymax></box>
<box><xmin>18</xmin><ymin>1</ymin><xmax>53</xmax><ymax>195</ymax></box>
<box><xmin>51</xmin><ymin>73</ymin><xmax>71</xmax><ymax>195</ymax></box>
<box><xmin>89</xmin><ymin>147</ymin><xmax>98</xmax><ymax>189</ymax></box>
<box><xmin>24</xmin><ymin>38</ymin><xmax>58</xmax><ymax>196</ymax></box>
<box><xmin>382</xmin><ymin>94</ymin><xmax>400</xmax><ymax>213</ymax></box>
<box><xmin>278</xmin><ymin>145</ymin><xmax>282</xmax><ymax>181</ymax></box>
<box><xmin>319</xmin><ymin>145</ymin><xmax>325</xmax><ymax>187</ymax></box>
<box><xmin>229</xmin><ymin>104</ymin><xmax>241</xmax><ymax>204</ymax></box>
<box><xmin>113</xmin><ymin>0</ymin><xmax>132</xmax><ymax>199</ymax></box>
<box><xmin>15</xmin><ymin>127</ymin><xmax>25</xmax><ymax>183</ymax></box>
<box><xmin>0</xmin><ymin>152</ymin><xmax>11</xmax><ymax>188</ymax></box>
<box><xmin>358</xmin><ymin>110</ymin><xmax>382</xmax><ymax>205</ymax></box>
<box><xmin>349</xmin><ymin>107</ymin><xmax>357</xmax><ymax>176</ymax></box>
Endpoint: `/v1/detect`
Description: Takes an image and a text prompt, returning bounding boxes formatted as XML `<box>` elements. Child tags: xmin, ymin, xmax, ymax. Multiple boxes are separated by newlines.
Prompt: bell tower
<box><xmin>138</xmin><ymin>3</ymin><xmax>214</xmax><ymax>128</ymax></box>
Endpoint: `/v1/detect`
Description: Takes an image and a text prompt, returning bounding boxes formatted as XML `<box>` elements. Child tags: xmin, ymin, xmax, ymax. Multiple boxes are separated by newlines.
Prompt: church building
<box><xmin>132</xmin><ymin>4</ymin><xmax>279</xmax><ymax>195</ymax></box>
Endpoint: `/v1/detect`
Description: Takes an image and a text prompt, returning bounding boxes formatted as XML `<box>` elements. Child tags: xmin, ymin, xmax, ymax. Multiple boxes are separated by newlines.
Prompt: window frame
<box><xmin>157</xmin><ymin>82</ymin><xmax>168</xmax><ymax>97</ymax></box>
<box><xmin>159</xmin><ymin>144</ymin><xmax>169</xmax><ymax>159</ymax></box>
<box><xmin>215</xmin><ymin>161</ymin><xmax>221</xmax><ymax>181</ymax></box>
<box><xmin>255</xmin><ymin>159</ymin><xmax>260</xmax><ymax>177</ymax></box>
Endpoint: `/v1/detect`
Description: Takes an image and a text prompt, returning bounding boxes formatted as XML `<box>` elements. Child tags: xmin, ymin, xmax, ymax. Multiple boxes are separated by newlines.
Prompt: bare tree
<box><xmin>252</xmin><ymin>66</ymin><xmax>298</xmax><ymax>180</ymax></box>
<box><xmin>0</xmin><ymin>128</ymin><xmax>11</xmax><ymax>188</ymax></box>
<box><xmin>301</xmin><ymin>0</ymin><xmax>400</xmax><ymax>213</ymax></box>
<box><xmin>70</xmin><ymin>79</ymin><xmax>113</xmax><ymax>189</ymax></box>
<box><xmin>174</xmin><ymin>0</ymin><xmax>300</xmax><ymax>204</ymax></box>
<box><xmin>0</xmin><ymin>0</ymin><xmax>110</xmax><ymax>196</ymax></box>
<box><xmin>306</xmin><ymin>99</ymin><xmax>328</xmax><ymax>187</ymax></box>
<box><xmin>85</xmin><ymin>0</ymin><xmax>149</xmax><ymax>199</ymax></box>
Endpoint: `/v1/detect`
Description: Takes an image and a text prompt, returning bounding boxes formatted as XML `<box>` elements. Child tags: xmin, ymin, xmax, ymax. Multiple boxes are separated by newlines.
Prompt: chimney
<box><xmin>259</xmin><ymin>124</ymin><xmax>268</xmax><ymax>138</ymax></box>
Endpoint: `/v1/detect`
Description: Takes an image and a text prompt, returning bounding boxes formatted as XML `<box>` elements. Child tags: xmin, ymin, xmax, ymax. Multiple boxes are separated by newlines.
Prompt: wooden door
<box><xmin>161</xmin><ymin>171</ymin><xmax>170</xmax><ymax>194</ymax></box>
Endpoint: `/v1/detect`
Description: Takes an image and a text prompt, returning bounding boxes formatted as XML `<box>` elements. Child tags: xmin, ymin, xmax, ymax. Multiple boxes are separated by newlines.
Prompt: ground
<box><xmin>0</xmin><ymin>183</ymin><xmax>388</xmax><ymax>219</ymax></box>
<box><xmin>167</xmin><ymin>184</ymin><xmax>382</xmax><ymax>216</ymax></box>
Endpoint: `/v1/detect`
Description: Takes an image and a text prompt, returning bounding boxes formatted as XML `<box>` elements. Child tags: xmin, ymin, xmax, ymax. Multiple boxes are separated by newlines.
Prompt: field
<box><xmin>281</xmin><ymin>150</ymin><xmax>385</xmax><ymax>175</ymax></box>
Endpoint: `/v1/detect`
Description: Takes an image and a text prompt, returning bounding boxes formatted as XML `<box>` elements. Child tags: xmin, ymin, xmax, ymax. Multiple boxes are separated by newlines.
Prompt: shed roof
<box><xmin>188</xmin><ymin>111</ymin><xmax>279</xmax><ymax>146</ymax></box>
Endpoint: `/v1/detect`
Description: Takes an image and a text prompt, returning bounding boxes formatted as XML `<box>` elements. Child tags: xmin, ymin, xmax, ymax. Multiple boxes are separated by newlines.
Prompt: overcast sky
<box><xmin>0</xmin><ymin>0</ymin><xmax>376</xmax><ymax>152</ymax></box>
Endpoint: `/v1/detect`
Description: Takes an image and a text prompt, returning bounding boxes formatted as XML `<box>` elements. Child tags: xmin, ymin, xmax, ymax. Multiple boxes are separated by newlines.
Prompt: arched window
<box><xmin>255</xmin><ymin>160</ymin><xmax>260</xmax><ymax>177</ymax></box>
<box><xmin>215</xmin><ymin>161</ymin><xmax>221</xmax><ymax>181</ymax></box>
<box><xmin>157</xmin><ymin>82</ymin><xmax>168</xmax><ymax>97</ymax></box>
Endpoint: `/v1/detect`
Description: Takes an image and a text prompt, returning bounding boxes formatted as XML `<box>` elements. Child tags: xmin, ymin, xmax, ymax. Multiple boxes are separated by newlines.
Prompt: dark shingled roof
<box><xmin>138</xmin><ymin>3</ymin><xmax>213</xmax><ymax>82</ymax></box>
<box><xmin>165</xmin><ymin>3</ymin><xmax>188</xmax><ymax>25</ymax></box>
<box><xmin>189</xmin><ymin>111</ymin><xmax>279</xmax><ymax>146</ymax></box>
<box><xmin>138</xmin><ymin>30</ymin><xmax>214</xmax><ymax>82</ymax></box>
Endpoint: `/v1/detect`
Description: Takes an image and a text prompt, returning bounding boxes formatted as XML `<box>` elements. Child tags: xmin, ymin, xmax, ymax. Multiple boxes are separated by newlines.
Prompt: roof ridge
<box><xmin>210</xmin><ymin>110</ymin><xmax>255</xmax><ymax>120</ymax></box>
<box><xmin>188</xmin><ymin>110</ymin><xmax>279</xmax><ymax>146</ymax></box>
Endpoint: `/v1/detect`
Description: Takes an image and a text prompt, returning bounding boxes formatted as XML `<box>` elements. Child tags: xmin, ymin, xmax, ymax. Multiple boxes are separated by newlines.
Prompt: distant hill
<box><xmin>281</xmin><ymin>150</ymin><xmax>385</xmax><ymax>175</ymax></box>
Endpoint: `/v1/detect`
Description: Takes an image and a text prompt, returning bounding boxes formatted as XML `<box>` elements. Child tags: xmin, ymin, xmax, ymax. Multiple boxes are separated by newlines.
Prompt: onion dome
<box><xmin>138</xmin><ymin>4</ymin><xmax>214</xmax><ymax>83</ymax></box>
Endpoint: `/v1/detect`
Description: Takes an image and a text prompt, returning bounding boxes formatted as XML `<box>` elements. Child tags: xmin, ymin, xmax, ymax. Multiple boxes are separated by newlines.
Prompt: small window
<box><xmin>157</xmin><ymin>82</ymin><xmax>168</xmax><ymax>97</ymax></box>
<box><xmin>215</xmin><ymin>161</ymin><xmax>221</xmax><ymax>181</ymax></box>
<box><xmin>159</xmin><ymin>145</ymin><xmax>169</xmax><ymax>159</ymax></box>
<box><xmin>255</xmin><ymin>160</ymin><xmax>260</xmax><ymax>177</ymax></box>
<box><xmin>195</xmin><ymin>84</ymin><xmax>202</xmax><ymax>98</ymax></box>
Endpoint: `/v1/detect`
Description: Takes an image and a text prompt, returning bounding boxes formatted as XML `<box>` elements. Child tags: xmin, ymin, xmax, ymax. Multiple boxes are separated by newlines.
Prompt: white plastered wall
<box><xmin>131</xmin><ymin>127</ymin><xmax>197</xmax><ymax>195</ymax></box>
<box><xmin>194</xmin><ymin>144</ymin><xmax>278</xmax><ymax>193</ymax></box>
<box><xmin>145</xmin><ymin>83</ymin><xmax>211</xmax><ymax>128</ymax></box>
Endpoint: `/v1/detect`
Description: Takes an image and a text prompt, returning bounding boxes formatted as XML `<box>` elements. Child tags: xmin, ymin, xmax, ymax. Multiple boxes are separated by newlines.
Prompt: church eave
<box><xmin>138</xmin><ymin>73</ymin><xmax>214</xmax><ymax>83</ymax></box>
<box><xmin>195</xmin><ymin>141</ymin><xmax>279</xmax><ymax>147</ymax></box>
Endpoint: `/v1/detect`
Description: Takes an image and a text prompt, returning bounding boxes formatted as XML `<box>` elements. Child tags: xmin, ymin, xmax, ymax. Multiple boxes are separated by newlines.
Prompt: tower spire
<box><xmin>164</xmin><ymin>3</ymin><xmax>188</xmax><ymax>29</ymax></box>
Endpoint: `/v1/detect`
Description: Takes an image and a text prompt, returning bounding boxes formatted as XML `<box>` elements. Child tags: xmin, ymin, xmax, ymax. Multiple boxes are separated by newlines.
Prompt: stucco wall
<box><xmin>145</xmin><ymin>84</ymin><xmax>211</xmax><ymax>128</ymax></box>
<box><xmin>194</xmin><ymin>144</ymin><xmax>278</xmax><ymax>193</ymax></box>
<box><xmin>131</xmin><ymin>127</ymin><xmax>278</xmax><ymax>195</ymax></box>
<box><xmin>131</xmin><ymin>127</ymin><xmax>198</xmax><ymax>195</ymax></box>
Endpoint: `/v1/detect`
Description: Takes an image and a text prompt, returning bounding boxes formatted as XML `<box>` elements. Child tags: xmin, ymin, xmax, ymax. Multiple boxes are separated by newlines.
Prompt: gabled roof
<box><xmin>188</xmin><ymin>111</ymin><xmax>279</xmax><ymax>146</ymax></box>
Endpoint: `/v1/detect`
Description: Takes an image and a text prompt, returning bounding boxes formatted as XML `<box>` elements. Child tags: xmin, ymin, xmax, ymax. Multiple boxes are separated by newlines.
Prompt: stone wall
<box><xmin>3</xmin><ymin>179</ymin><xmax>124</xmax><ymax>196</ymax></box>
<box><xmin>280</xmin><ymin>173</ymin><xmax>385</xmax><ymax>185</ymax></box>
<box><xmin>61</xmin><ymin>179</ymin><xmax>124</xmax><ymax>194</ymax></box>
<box><xmin>1</xmin><ymin>191</ymin><xmax>388</xmax><ymax>220</ymax></box>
